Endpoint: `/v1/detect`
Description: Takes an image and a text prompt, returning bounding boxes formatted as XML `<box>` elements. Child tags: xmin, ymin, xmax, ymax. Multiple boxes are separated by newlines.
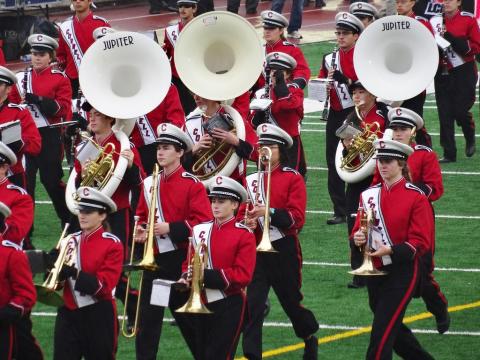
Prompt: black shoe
<box><xmin>303</xmin><ymin>335</ymin><xmax>318</xmax><ymax>360</ymax></box>
<box><xmin>435</xmin><ymin>308</ymin><xmax>451</xmax><ymax>334</ymax></box>
<box><xmin>326</xmin><ymin>215</ymin><xmax>346</xmax><ymax>225</ymax></box>
<box><xmin>263</xmin><ymin>298</ymin><xmax>271</xmax><ymax>319</ymax></box>
<box><xmin>439</xmin><ymin>157</ymin><xmax>455</xmax><ymax>164</ymax></box>
<box><xmin>246</xmin><ymin>9</ymin><xmax>257</xmax><ymax>14</ymax></box>
<box><xmin>315</xmin><ymin>0</ymin><xmax>326</xmax><ymax>8</ymax></box>
<box><xmin>347</xmin><ymin>275</ymin><xmax>365</xmax><ymax>289</ymax></box>
<box><xmin>465</xmin><ymin>139</ymin><xmax>476</xmax><ymax>157</ymax></box>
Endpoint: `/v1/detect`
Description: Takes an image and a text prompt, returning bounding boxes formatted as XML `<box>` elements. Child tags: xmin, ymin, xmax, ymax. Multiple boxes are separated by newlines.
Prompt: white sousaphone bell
<box><xmin>335</xmin><ymin>15</ymin><xmax>439</xmax><ymax>183</ymax></box>
<box><xmin>174</xmin><ymin>11</ymin><xmax>264</xmax><ymax>187</ymax></box>
<box><xmin>65</xmin><ymin>31</ymin><xmax>172</xmax><ymax>214</ymax></box>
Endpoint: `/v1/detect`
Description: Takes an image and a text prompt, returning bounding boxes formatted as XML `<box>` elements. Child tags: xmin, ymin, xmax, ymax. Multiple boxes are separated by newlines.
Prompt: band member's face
<box><xmin>443</xmin><ymin>0</ymin><xmax>461</xmax><ymax>13</ymax></box>
<box><xmin>352</xmin><ymin>88</ymin><xmax>375</xmax><ymax>108</ymax></box>
<box><xmin>193</xmin><ymin>94</ymin><xmax>217</xmax><ymax>110</ymax></box>
<box><xmin>396</xmin><ymin>0</ymin><xmax>415</xmax><ymax>15</ymax></box>
<box><xmin>157</xmin><ymin>143</ymin><xmax>183</xmax><ymax>168</ymax></box>
<box><xmin>263</xmin><ymin>27</ymin><xmax>283</xmax><ymax>43</ymax></box>
<box><xmin>211</xmin><ymin>197</ymin><xmax>237</xmax><ymax>221</ymax></box>
<box><xmin>0</xmin><ymin>163</ymin><xmax>9</xmax><ymax>179</ymax></box>
<box><xmin>78</xmin><ymin>210</ymin><xmax>107</xmax><ymax>232</ymax></box>
<box><xmin>89</xmin><ymin>109</ymin><xmax>113</xmax><ymax>134</ymax></box>
<box><xmin>392</xmin><ymin>126</ymin><xmax>413</xmax><ymax>144</ymax></box>
<box><xmin>31</xmin><ymin>51</ymin><xmax>52</xmax><ymax>70</ymax></box>
<box><xmin>0</xmin><ymin>83</ymin><xmax>11</xmax><ymax>102</ymax></box>
<box><xmin>72</xmin><ymin>0</ymin><xmax>91</xmax><ymax>12</ymax></box>
<box><xmin>377</xmin><ymin>158</ymin><xmax>402</xmax><ymax>181</ymax></box>
<box><xmin>179</xmin><ymin>4</ymin><xmax>196</xmax><ymax>20</ymax></box>
<box><xmin>335</xmin><ymin>29</ymin><xmax>358</xmax><ymax>49</ymax></box>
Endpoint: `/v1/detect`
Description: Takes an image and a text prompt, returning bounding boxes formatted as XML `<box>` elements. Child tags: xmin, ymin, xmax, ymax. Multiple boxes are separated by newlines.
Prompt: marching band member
<box><xmin>12</xmin><ymin>34</ymin><xmax>72</xmax><ymax>230</ymax></box>
<box><xmin>0</xmin><ymin>66</ymin><xmax>41</xmax><ymax>188</ymax></box>
<box><xmin>352</xmin><ymin>139</ymin><xmax>434</xmax><ymax>360</ymax></box>
<box><xmin>184</xmin><ymin>94</ymin><xmax>257</xmax><ymax>185</ymax></box>
<box><xmin>349</xmin><ymin>1</ymin><xmax>379</xmax><ymax>28</ymax></box>
<box><xmin>56</xmin><ymin>0</ymin><xmax>110</xmax><ymax>97</ymax></box>
<box><xmin>242</xmin><ymin>124</ymin><xmax>319</xmax><ymax>360</ymax></box>
<box><xmin>251</xmin><ymin>52</ymin><xmax>307</xmax><ymax>176</ymax></box>
<box><xmin>317</xmin><ymin>12</ymin><xmax>363</xmax><ymax>225</ymax></box>
<box><xmin>431</xmin><ymin>0</ymin><xmax>480</xmax><ymax>162</ymax></box>
<box><xmin>372</xmin><ymin>107</ymin><xmax>449</xmax><ymax>333</ymax></box>
<box><xmin>53</xmin><ymin>187</ymin><xmax>123</xmax><ymax>360</ymax></box>
<box><xmin>174</xmin><ymin>175</ymin><xmax>256</xmax><ymax>360</ymax></box>
<box><xmin>259</xmin><ymin>11</ymin><xmax>311</xmax><ymax>90</ymax></box>
<box><xmin>162</xmin><ymin>0</ymin><xmax>198</xmax><ymax>114</ymax></box>
<box><xmin>130</xmin><ymin>84</ymin><xmax>185</xmax><ymax>175</ymax></box>
<box><xmin>0</xmin><ymin>43</ymin><xmax>5</xmax><ymax>66</ymax></box>
<box><xmin>0</xmin><ymin>202</ymin><xmax>37</xmax><ymax>360</ymax></box>
<box><xmin>133</xmin><ymin>123</ymin><xmax>212</xmax><ymax>360</ymax></box>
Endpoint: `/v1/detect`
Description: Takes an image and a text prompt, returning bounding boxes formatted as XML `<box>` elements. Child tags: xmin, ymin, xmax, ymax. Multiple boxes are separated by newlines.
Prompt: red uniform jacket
<box><xmin>268</xmin><ymin>84</ymin><xmax>303</xmax><ymax>137</ymax></box>
<box><xmin>57</xmin><ymin>12</ymin><xmax>110</xmax><ymax>79</ymax></box>
<box><xmin>443</xmin><ymin>10</ymin><xmax>480</xmax><ymax>64</ymax></box>
<box><xmin>0</xmin><ymin>102</ymin><xmax>41</xmax><ymax>176</ymax></box>
<box><xmin>163</xmin><ymin>21</ymin><xmax>185</xmax><ymax>79</ymax></box>
<box><xmin>135</xmin><ymin>165</ymin><xmax>212</xmax><ymax>253</ymax></box>
<box><xmin>130</xmin><ymin>84</ymin><xmax>185</xmax><ymax>148</ymax></box>
<box><xmin>0</xmin><ymin>45</ymin><xmax>5</xmax><ymax>66</ymax></box>
<box><xmin>231</xmin><ymin>91</ymin><xmax>251</xmax><ymax>122</ymax></box>
<box><xmin>371</xmin><ymin>144</ymin><xmax>443</xmax><ymax>202</ymax></box>
<box><xmin>351</xmin><ymin>178</ymin><xmax>433</xmax><ymax>269</ymax></box>
<box><xmin>318</xmin><ymin>46</ymin><xmax>357</xmax><ymax>111</ymax></box>
<box><xmin>0</xmin><ymin>178</ymin><xmax>33</xmax><ymax>245</ymax></box>
<box><xmin>74</xmin><ymin>131</ymin><xmax>145</xmax><ymax>210</ymax></box>
<box><xmin>184</xmin><ymin>217</ymin><xmax>256</xmax><ymax>297</ymax></box>
<box><xmin>63</xmin><ymin>227</ymin><xmax>123</xmax><ymax>310</ymax></box>
<box><xmin>10</xmin><ymin>66</ymin><xmax>72</xmax><ymax>125</ymax></box>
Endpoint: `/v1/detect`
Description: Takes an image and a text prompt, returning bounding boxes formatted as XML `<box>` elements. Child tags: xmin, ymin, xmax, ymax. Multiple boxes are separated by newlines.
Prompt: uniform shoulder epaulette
<box><xmin>7</xmin><ymin>184</ymin><xmax>28</xmax><ymax>195</ymax></box>
<box><xmin>129</xmin><ymin>141</ymin><xmax>137</xmax><ymax>149</ymax></box>
<box><xmin>71</xmin><ymin>230</ymin><xmax>82</xmax><ymax>236</ymax></box>
<box><xmin>1</xmin><ymin>240</ymin><xmax>22</xmax><ymax>251</ymax></box>
<box><xmin>7</xmin><ymin>103</ymin><xmax>27</xmax><ymax>110</ymax></box>
<box><xmin>405</xmin><ymin>182</ymin><xmax>425</xmax><ymax>195</ymax></box>
<box><xmin>282</xmin><ymin>41</ymin><xmax>296</xmax><ymax>47</ymax></box>
<box><xmin>460</xmin><ymin>11</ymin><xmax>474</xmax><ymax>18</ymax></box>
<box><xmin>282</xmin><ymin>167</ymin><xmax>300</xmax><ymax>175</ymax></box>
<box><xmin>93</xmin><ymin>15</ymin><xmax>109</xmax><ymax>23</ymax></box>
<box><xmin>235</xmin><ymin>222</ymin><xmax>253</xmax><ymax>233</ymax></box>
<box><xmin>415</xmin><ymin>15</ymin><xmax>428</xmax><ymax>22</ymax></box>
<box><xmin>414</xmin><ymin>144</ymin><xmax>432</xmax><ymax>152</ymax></box>
<box><xmin>375</xmin><ymin>110</ymin><xmax>385</xmax><ymax>118</ymax></box>
<box><xmin>182</xmin><ymin>172</ymin><xmax>200</xmax><ymax>183</ymax></box>
<box><xmin>51</xmin><ymin>69</ymin><xmax>67</xmax><ymax>77</ymax></box>
<box><xmin>369</xmin><ymin>183</ymin><xmax>382</xmax><ymax>189</ymax></box>
<box><xmin>102</xmin><ymin>232</ymin><xmax>121</xmax><ymax>243</ymax></box>
<box><xmin>186</xmin><ymin>110</ymin><xmax>202</xmax><ymax>121</ymax></box>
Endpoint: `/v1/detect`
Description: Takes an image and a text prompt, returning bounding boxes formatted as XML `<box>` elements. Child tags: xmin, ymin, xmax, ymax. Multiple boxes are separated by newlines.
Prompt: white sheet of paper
<box><xmin>76</xmin><ymin>140</ymin><xmax>100</xmax><ymax>165</ymax></box>
<box><xmin>307</xmin><ymin>79</ymin><xmax>330</xmax><ymax>102</ymax></box>
<box><xmin>250</xmin><ymin>98</ymin><xmax>272</xmax><ymax>111</ymax></box>
<box><xmin>150</xmin><ymin>279</ymin><xmax>175</xmax><ymax>307</ymax></box>
<box><xmin>0</xmin><ymin>120</ymin><xmax>21</xmax><ymax>144</ymax></box>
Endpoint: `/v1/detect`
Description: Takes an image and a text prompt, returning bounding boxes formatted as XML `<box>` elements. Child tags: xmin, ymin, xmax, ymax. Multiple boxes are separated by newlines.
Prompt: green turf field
<box><xmin>29</xmin><ymin>41</ymin><xmax>480</xmax><ymax>359</ymax></box>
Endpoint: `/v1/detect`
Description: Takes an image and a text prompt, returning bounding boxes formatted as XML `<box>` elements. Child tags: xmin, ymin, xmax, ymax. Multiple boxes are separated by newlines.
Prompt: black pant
<box><xmin>175</xmin><ymin>294</ymin><xmax>246</xmax><ymax>360</ymax></box>
<box><xmin>366</xmin><ymin>261</ymin><xmax>434</xmax><ymax>360</ymax></box>
<box><xmin>172</xmin><ymin>76</ymin><xmax>196</xmax><ymax>117</ymax></box>
<box><xmin>69</xmin><ymin>78</ymin><xmax>79</xmax><ymax>99</ymax></box>
<box><xmin>326</xmin><ymin>108</ymin><xmax>352</xmax><ymax>217</ymax></box>
<box><xmin>420</xmin><ymin>251</ymin><xmax>448</xmax><ymax>319</ymax></box>
<box><xmin>138</xmin><ymin>143</ymin><xmax>157</xmax><ymax>176</ymax></box>
<box><xmin>0</xmin><ymin>322</ymin><xmax>14</xmax><ymax>360</ymax></box>
<box><xmin>26</xmin><ymin>127</ymin><xmax>69</xmax><ymax>229</ymax></box>
<box><xmin>242</xmin><ymin>236</ymin><xmax>319</xmax><ymax>360</ymax></box>
<box><xmin>286</xmin><ymin>136</ymin><xmax>307</xmax><ymax>178</ymax></box>
<box><xmin>54</xmin><ymin>301</ymin><xmax>118</xmax><ymax>360</ymax></box>
<box><xmin>197</xmin><ymin>0</ymin><xmax>215</xmax><ymax>15</ymax></box>
<box><xmin>14</xmin><ymin>315</ymin><xmax>44</xmax><ymax>360</ymax></box>
<box><xmin>434</xmin><ymin>61</ymin><xmax>477</xmax><ymax>160</ymax></box>
<box><xmin>246</xmin><ymin>0</ymin><xmax>259</xmax><ymax>12</ymax></box>
<box><xmin>401</xmin><ymin>92</ymin><xmax>433</xmax><ymax>147</ymax></box>
<box><xmin>135</xmin><ymin>249</ymin><xmax>187</xmax><ymax>360</ymax></box>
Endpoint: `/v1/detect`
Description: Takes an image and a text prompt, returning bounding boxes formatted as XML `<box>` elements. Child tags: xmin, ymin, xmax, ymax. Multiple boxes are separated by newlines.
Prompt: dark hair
<box><xmin>279</xmin><ymin>145</ymin><xmax>290</xmax><ymax>166</ymax></box>
<box><xmin>399</xmin><ymin>160</ymin><xmax>411</xmax><ymax>182</ymax></box>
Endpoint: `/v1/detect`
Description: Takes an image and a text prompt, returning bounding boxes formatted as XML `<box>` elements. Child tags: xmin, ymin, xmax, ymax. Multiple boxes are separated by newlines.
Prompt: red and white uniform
<box><xmin>0</xmin><ymin>102</ymin><xmax>41</xmax><ymax>176</ymax></box>
<box><xmin>57</xmin><ymin>12</ymin><xmax>110</xmax><ymax>79</ymax></box>
<box><xmin>318</xmin><ymin>47</ymin><xmax>357</xmax><ymax>111</ymax></box>
<box><xmin>264</xmin><ymin>84</ymin><xmax>304</xmax><ymax>137</ymax></box>
<box><xmin>409</xmin><ymin>12</ymin><xmax>434</xmax><ymax>34</ymax></box>
<box><xmin>10</xmin><ymin>66</ymin><xmax>72</xmax><ymax>127</ymax></box>
<box><xmin>185</xmin><ymin>217</ymin><xmax>256</xmax><ymax>300</ymax></box>
<box><xmin>62</xmin><ymin>227</ymin><xmax>123</xmax><ymax>310</ymax></box>
<box><xmin>130</xmin><ymin>84</ymin><xmax>185</xmax><ymax>148</ymax></box>
<box><xmin>163</xmin><ymin>21</ymin><xmax>185</xmax><ymax>79</ymax></box>
<box><xmin>0</xmin><ymin>178</ymin><xmax>33</xmax><ymax>246</ymax></box>
<box><xmin>135</xmin><ymin>165</ymin><xmax>212</xmax><ymax>254</ymax></box>
<box><xmin>74</xmin><ymin>131</ymin><xmax>145</xmax><ymax>210</ymax></box>
<box><xmin>351</xmin><ymin>178</ymin><xmax>433</xmax><ymax>269</ymax></box>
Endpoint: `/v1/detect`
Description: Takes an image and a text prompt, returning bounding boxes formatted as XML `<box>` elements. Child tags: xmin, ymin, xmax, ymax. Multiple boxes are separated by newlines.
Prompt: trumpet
<box><xmin>320</xmin><ymin>45</ymin><xmax>338</xmax><ymax>121</ymax></box>
<box><xmin>175</xmin><ymin>240</ymin><xmax>212</xmax><ymax>314</ymax></box>
<box><xmin>255</xmin><ymin>147</ymin><xmax>277</xmax><ymax>253</ymax></box>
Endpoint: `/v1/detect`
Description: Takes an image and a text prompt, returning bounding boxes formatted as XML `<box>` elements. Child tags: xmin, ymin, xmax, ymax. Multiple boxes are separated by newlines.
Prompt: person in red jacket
<box><xmin>0</xmin><ymin>201</ymin><xmax>37</xmax><ymax>360</ymax></box>
<box><xmin>242</xmin><ymin>124</ymin><xmax>319</xmax><ymax>360</ymax></box>
<box><xmin>318</xmin><ymin>12</ymin><xmax>364</xmax><ymax>225</ymax></box>
<box><xmin>430</xmin><ymin>0</ymin><xmax>480</xmax><ymax>162</ymax></box>
<box><xmin>11</xmin><ymin>34</ymin><xmax>72</xmax><ymax>230</ymax></box>
<box><xmin>0</xmin><ymin>66</ymin><xmax>41</xmax><ymax>188</ymax></box>
<box><xmin>56</xmin><ymin>0</ymin><xmax>110</xmax><ymax>98</ymax></box>
<box><xmin>251</xmin><ymin>51</ymin><xmax>307</xmax><ymax>177</ymax></box>
<box><xmin>352</xmin><ymin>138</ymin><xmax>434</xmax><ymax>360</ymax></box>
<box><xmin>371</xmin><ymin>107</ymin><xmax>449</xmax><ymax>333</ymax></box>
<box><xmin>173</xmin><ymin>175</ymin><xmax>256</xmax><ymax>360</ymax></box>
<box><xmin>133</xmin><ymin>123</ymin><xmax>212</xmax><ymax>360</ymax></box>
<box><xmin>53</xmin><ymin>186</ymin><xmax>123</xmax><ymax>360</ymax></box>
<box><xmin>0</xmin><ymin>42</ymin><xmax>5</xmax><ymax>66</ymax></box>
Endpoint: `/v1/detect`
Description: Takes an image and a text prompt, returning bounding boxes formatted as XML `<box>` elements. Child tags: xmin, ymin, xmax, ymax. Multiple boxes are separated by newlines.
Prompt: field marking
<box><xmin>241</xmin><ymin>300</ymin><xmax>480</xmax><ymax>359</ymax></box>
<box><xmin>306</xmin><ymin>210</ymin><xmax>480</xmax><ymax>220</ymax></box>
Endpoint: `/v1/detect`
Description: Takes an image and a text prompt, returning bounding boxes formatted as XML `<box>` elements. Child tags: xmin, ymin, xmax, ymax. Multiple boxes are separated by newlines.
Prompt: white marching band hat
<box><xmin>76</xmin><ymin>187</ymin><xmax>117</xmax><ymax>214</ymax></box>
<box><xmin>0</xmin><ymin>201</ymin><xmax>12</xmax><ymax>218</ymax></box>
<box><xmin>349</xmin><ymin>2</ymin><xmax>379</xmax><ymax>18</ymax></box>
<box><xmin>208</xmin><ymin>175</ymin><xmax>247</xmax><ymax>203</ymax></box>
<box><xmin>266</xmin><ymin>52</ymin><xmax>297</xmax><ymax>70</ymax></box>
<box><xmin>261</xmin><ymin>10</ymin><xmax>289</xmax><ymax>28</ymax></box>
<box><xmin>28</xmin><ymin>34</ymin><xmax>59</xmax><ymax>52</ymax></box>
<box><xmin>388</xmin><ymin>107</ymin><xmax>424</xmax><ymax>130</ymax></box>
<box><xmin>0</xmin><ymin>66</ymin><xmax>17</xmax><ymax>86</ymax></box>
<box><xmin>257</xmin><ymin>123</ymin><xmax>293</xmax><ymax>148</ymax></box>
<box><xmin>156</xmin><ymin>123</ymin><xmax>194</xmax><ymax>152</ymax></box>
<box><xmin>177</xmin><ymin>0</ymin><xmax>198</xmax><ymax>5</ymax></box>
<box><xmin>373</xmin><ymin>138</ymin><xmax>414</xmax><ymax>160</ymax></box>
<box><xmin>335</xmin><ymin>12</ymin><xmax>365</xmax><ymax>33</ymax></box>
<box><xmin>93</xmin><ymin>27</ymin><xmax>116</xmax><ymax>41</ymax></box>
<box><xmin>0</xmin><ymin>141</ymin><xmax>17</xmax><ymax>166</ymax></box>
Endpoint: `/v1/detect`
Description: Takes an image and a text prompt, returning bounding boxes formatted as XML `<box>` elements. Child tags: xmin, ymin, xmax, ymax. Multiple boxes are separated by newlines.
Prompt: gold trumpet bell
<box><xmin>349</xmin><ymin>250</ymin><xmax>387</xmax><ymax>276</ymax></box>
<box><xmin>175</xmin><ymin>290</ymin><xmax>212</xmax><ymax>314</ymax></box>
